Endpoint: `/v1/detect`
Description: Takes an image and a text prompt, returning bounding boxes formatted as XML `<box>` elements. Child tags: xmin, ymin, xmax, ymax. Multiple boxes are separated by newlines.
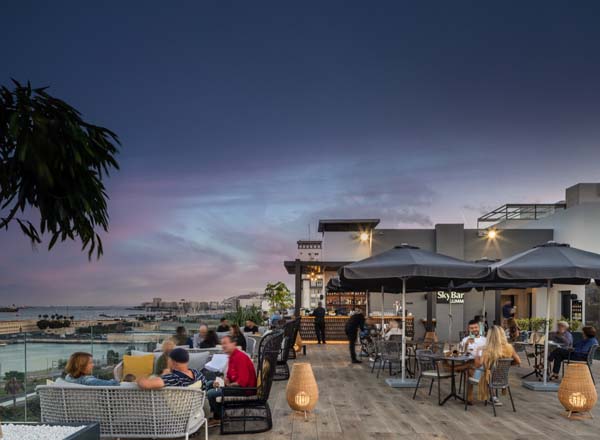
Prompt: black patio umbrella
<box><xmin>455</xmin><ymin>280</ymin><xmax>543</xmax><ymax>322</ymax></box>
<box><xmin>340</xmin><ymin>244</ymin><xmax>490</xmax><ymax>386</ymax></box>
<box><xmin>326</xmin><ymin>277</ymin><xmax>357</xmax><ymax>293</ymax></box>
<box><xmin>489</xmin><ymin>241</ymin><xmax>600</xmax><ymax>390</ymax></box>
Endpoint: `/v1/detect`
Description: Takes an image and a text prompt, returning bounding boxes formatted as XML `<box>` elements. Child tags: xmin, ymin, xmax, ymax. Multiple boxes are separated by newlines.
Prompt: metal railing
<box><xmin>477</xmin><ymin>203</ymin><xmax>566</xmax><ymax>229</ymax></box>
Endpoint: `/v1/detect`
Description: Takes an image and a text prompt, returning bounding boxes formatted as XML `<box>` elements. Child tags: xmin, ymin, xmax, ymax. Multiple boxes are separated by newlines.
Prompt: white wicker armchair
<box><xmin>37</xmin><ymin>385</ymin><xmax>207</xmax><ymax>440</ymax></box>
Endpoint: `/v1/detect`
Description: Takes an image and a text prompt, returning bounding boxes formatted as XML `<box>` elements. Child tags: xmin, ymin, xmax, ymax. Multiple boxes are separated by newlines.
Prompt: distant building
<box><xmin>0</xmin><ymin>320</ymin><xmax>39</xmax><ymax>335</ymax></box>
<box><xmin>209</xmin><ymin>301</ymin><xmax>221</xmax><ymax>310</ymax></box>
<box><xmin>237</xmin><ymin>293</ymin><xmax>264</xmax><ymax>309</ymax></box>
<box><xmin>284</xmin><ymin>183</ymin><xmax>600</xmax><ymax>340</ymax></box>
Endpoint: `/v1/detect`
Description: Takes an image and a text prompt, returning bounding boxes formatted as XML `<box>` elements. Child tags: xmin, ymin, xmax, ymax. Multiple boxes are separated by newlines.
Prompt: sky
<box><xmin>1</xmin><ymin>1</ymin><xmax>600</xmax><ymax>305</ymax></box>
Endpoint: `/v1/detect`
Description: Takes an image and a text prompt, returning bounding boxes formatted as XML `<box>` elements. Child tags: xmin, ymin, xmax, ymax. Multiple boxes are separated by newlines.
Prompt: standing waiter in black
<box><xmin>345</xmin><ymin>310</ymin><xmax>365</xmax><ymax>363</ymax></box>
<box><xmin>312</xmin><ymin>302</ymin><xmax>327</xmax><ymax>344</ymax></box>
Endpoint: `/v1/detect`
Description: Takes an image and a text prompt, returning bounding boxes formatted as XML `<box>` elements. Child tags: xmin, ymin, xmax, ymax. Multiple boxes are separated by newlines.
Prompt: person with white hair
<box><xmin>550</xmin><ymin>320</ymin><xmax>573</xmax><ymax>346</ymax></box>
<box><xmin>191</xmin><ymin>324</ymin><xmax>209</xmax><ymax>348</ymax></box>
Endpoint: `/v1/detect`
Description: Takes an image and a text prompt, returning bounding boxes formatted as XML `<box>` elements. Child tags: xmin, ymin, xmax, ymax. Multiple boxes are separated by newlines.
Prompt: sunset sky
<box><xmin>1</xmin><ymin>1</ymin><xmax>600</xmax><ymax>305</ymax></box>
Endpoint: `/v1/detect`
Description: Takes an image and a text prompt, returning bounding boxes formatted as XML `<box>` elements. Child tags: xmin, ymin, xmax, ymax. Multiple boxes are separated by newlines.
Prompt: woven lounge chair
<box><xmin>219</xmin><ymin>329</ymin><xmax>284</xmax><ymax>435</ymax></box>
<box><xmin>274</xmin><ymin>319</ymin><xmax>298</xmax><ymax>381</ymax></box>
<box><xmin>37</xmin><ymin>385</ymin><xmax>206</xmax><ymax>439</ymax></box>
<box><xmin>287</xmin><ymin>318</ymin><xmax>302</xmax><ymax>360</ymax></box>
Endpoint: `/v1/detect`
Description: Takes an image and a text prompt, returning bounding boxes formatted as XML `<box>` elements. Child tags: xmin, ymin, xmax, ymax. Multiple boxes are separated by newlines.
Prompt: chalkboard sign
<box><xmin>436</xmin><ymin>291</ymin><xmax>464</xmax><ymax>304</ymax></box>
<box><xmin>572</xmin><ymin>299</ymin><xmax>583</xmax><ymax>321</ymax></box>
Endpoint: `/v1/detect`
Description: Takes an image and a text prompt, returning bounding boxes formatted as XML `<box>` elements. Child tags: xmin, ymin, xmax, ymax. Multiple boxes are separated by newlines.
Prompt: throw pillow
<box><xmin>122</xmin><ymin>354</ymin><xmax>155</xmax><ymax>378</ymax></box>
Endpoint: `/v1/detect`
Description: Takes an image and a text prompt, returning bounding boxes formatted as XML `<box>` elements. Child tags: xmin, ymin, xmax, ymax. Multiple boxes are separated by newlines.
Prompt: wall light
<box><xmin>487</xmin><ymin>229</ymin><xmax>497</xmax><ymax>239</ymax></box>
<box><xmin>359</xmin><ymin>232</ymin><xmax>370</xmax><ymax>242</ymax></box>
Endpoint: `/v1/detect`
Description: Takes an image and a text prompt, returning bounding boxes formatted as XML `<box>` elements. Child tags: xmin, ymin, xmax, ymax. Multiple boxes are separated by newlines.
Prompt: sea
<box><xmin>0</xmin><ymin>341</ymin><xmax>151</xmax><ymax>375</ymax></box>
<box><xmin>0</xmin><ymin>306</ymin><xmax>159</xmax><ymax>375</ymax></box>
<box><xmin>0</xmin><ymin>306</ymin><xmax>145</xmax><ymax>321</ymax></box>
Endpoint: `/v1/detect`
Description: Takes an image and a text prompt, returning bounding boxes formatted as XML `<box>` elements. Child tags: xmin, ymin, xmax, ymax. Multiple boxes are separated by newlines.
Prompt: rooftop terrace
<box><xmin>208</xmin><ymin>343</ymin><xmax>600</xmax><ymax>440</ymax></box>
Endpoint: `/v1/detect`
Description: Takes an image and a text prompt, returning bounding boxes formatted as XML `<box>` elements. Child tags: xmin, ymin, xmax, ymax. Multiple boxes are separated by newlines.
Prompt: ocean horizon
<box><xmin>0</xmin><ymin>305</ymin><xmax>146</xmax><ymax>322</ymax></box>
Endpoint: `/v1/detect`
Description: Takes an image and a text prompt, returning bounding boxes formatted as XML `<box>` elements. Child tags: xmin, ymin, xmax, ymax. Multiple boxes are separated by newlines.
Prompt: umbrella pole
<box><xmin>482</xmin><ymin>288</ymin><xmax>486</xmax><ymax>320</ymax></box>
<box><xmin>448</xmin><ymin>286</ymin><xmax>452</xmax><ymax>342</ymax></box>
<box><xmin>543</xmin><ymin>279</ymin><xmax>551</xmax><ymax>385</ymax></box>
<box><xmin>385</xmin><ymin>278</ymin><xmax>416</xmax><ymax>388</ymax></box>
<box><xmin>401</xmin><ymin>278</ymin><xmax>406</xmax><ymax>381</ymax></box>
<box><xmin>381</xmin><ymin>286</ymin><xmax>385</xmax><ymax>336</ymax></box>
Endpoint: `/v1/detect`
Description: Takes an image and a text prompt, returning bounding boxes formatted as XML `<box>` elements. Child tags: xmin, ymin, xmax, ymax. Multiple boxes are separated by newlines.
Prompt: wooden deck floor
<box><xmin>208</xmin><ymin>343</ymin><xmax>600</xmax><ymax>440</ymax></box>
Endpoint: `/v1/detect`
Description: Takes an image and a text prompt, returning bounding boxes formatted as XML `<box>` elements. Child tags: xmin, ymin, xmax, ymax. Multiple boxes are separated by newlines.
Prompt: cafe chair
<box><xmin>412</xmin><ymin>349</ymin><xmax>453</xmax><ymax>405</ymax></box>
<box><xmin>377</xmin><ymin>340</ymin><xmax>402</xmax><ymax>378</ymax></box>
<box><xmin>465</xmin><ymin>358</ymin><xmax>515</xmax><ymax>416</ymax></box>
<box><xmin>564</xmin><ymin>343</ymin><xmax>599</xmax><ymax>385</ymax></box>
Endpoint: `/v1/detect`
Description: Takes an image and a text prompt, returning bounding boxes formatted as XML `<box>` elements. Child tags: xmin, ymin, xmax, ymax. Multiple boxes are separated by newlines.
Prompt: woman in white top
<box><xmin>384</xmin><ymin>319</ymin><xmax>403</xmax><ymax>340</ymax></box>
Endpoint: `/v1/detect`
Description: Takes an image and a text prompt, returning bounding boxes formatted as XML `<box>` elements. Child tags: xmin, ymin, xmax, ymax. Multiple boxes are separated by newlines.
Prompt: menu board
<box><xmin>572</xmin><ymin>299</ymin><xmax>583</xmax><ymax>321</ymax></box>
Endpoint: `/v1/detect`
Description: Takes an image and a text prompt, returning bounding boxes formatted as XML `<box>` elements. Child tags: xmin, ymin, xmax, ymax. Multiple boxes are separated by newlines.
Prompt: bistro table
<box><xmin>514</xmin><ymin>340</ymin><xmax>565</xmax><ymax>379</ymax></box>
<box><xmin>432</xmin><ymin>353</ymin><xmax>473</xmax><ymax>405</ymax></box>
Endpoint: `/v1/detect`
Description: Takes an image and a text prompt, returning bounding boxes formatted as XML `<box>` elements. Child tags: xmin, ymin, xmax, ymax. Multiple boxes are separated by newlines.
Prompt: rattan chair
<box><xmin>38</xmin><ymin>385</ymin><xmax>206</xmax><ymax>440</ymax></box>
<box><xmin>412</xmin><ymin>349</ymin><xmax>453</xmax><ymax>405</ymax></box>
<box><xmin>565</xmin><ymin>343</ymin><xmax>599</xmax><ymax>384</ymax></box>
<box><xmin>219</xmin><ymin>329</ymin><xmax>284</xmax><ymax>435</ymax></box>
<box><xmin>275</xmin><ymin>319</ymin><xmax>298</xmax><ymax>381</ymax></box>
<box><xmin>465</xmin><ymin>358</ymin><xmax>515</xmax><ymax>416</ymax></box>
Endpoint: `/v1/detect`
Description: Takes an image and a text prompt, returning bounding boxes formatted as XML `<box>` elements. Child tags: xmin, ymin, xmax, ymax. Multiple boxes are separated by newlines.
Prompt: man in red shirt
<box><xmin>207</xmin><ymin>335</ymin><xmax>257</xmax><ymax>427</ymax></box>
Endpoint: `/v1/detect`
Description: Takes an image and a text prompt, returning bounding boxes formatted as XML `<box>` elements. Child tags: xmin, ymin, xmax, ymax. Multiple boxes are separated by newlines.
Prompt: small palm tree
<box><xmin>264</xmin><ymin>281</ymin><xmax>293</xmax><ymax>312</ymax></box>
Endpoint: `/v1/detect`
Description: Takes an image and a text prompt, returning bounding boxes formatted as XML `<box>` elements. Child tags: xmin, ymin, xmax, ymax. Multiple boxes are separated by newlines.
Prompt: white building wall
<box><xmin>322</xmin><ymin>231</ymin><xmax>371</xmax><ymax>262</ymax></box>
<box><xmin>500</xmin><ymin>202</ymin><xmax>600</xmax><ymax>323</ymax></box>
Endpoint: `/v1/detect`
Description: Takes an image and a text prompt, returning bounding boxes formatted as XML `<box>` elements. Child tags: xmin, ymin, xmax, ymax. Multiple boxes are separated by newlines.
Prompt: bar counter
<box><xmin>300</xmin><ymin>316</ymin><xmax>414</xmax><ymax>341</ymax></box>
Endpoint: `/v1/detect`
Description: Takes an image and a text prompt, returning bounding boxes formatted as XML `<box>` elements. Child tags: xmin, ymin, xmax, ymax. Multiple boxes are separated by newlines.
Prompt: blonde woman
<box><xmin>466</xmin><ymin>326</ymin><xmax>520</xmax><ymax>404</ymax></box>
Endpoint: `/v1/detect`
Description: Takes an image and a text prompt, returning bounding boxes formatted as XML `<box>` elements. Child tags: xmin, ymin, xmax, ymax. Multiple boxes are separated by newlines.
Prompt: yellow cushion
<box><xmin>122</xmin><ymin>354</ymin><xmax>155</xmax><ymax>379</ymax></box>
<box><xmin>188</xmin><ymin>380</ymin><xmax>204</xmax><ymax>389</ymax></box>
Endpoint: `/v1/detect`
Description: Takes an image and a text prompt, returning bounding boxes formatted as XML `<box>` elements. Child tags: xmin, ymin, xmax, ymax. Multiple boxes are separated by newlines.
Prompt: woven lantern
<box><xmin>558</xmin><ymin>363</ymin><xmax>597</xmax><ymax>419</ymax></box>
<box><xmin>286</xmin><ymin>362</ymin><xmax>319</xmax><ymax>417</ymax></box>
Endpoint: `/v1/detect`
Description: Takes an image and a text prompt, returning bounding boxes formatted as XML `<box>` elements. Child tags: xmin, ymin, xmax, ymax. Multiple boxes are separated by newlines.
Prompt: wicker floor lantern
<box><xmin>286</xmin><ymin>362</ymin><xmax>319</xmax><ymax>420</ymax></box>
<box><xmin>558</xmin><ymin>363</ymin><xmax>597</xmax><ymax>419</ymax></box>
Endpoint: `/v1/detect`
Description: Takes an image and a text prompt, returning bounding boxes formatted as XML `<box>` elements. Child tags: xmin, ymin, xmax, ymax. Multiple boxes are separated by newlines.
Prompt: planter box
<box><xmin>0</xmin><ymin>422</ymin><xmax>99</xmax><ymax>440</ymax></box>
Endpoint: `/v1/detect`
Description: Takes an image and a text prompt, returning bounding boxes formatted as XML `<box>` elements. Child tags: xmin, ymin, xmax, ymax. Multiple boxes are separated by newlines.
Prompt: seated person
<box><xmin>270</xmin><ymin>310</ymin><xmax>282</xmax><ymax>328</ymax></box>
<box><xmin>172</xmin><ymin>326</ymin><xmax>190</xmax><ymax>346</ymax></box>
<box><xmin>460</xmin><ymin>319</ymin><xmax>487</xmax><ymax>355</ymax></box>
<box><xmin>384</xmin><ymin>319</ymin><xmax>403</xmax><ymax>340</ymax></box>
<box><xmin>199</xmin><ymin>329</ymin><xmax>219</xmax><ymax>349</ymax></box>
<box><xmin>206</xmin><ymin>335</ymin><xmax>257</xmax><ymax>427</ymax></box>
<box><xmin>64</xmin><ymin>352</ymin><xmax>120</xmax><ymax>386</ymax></box>
<box><xmin>137</xmin><ymin>348</ymin><xmax>207</xmax><ymax>389</ymax></box>
<box><xmin>505</xmin><ymin>318</ymin><xmax>521</xmax><ymax>343</ymax></box>
<box><xmin>243</xmin><ymin>319</ymin><xmax>259</xmax><ymax>334</ymax></box>
<box><xmin>550</xmin><ymin>320</ymin><xmax>573</xmax><ymax>346</ymax></box>
<box><xmin>467</xmin><ymin>326</ymin><xmax>520</xmax><ymax>404</ymax></box>
<box><xmin>191</xmin><ymin>324</ymin><xmax>209</xmax><ymax>348</ymax></box>
<box><xmin>216</xmin><ymin>318</ymin><xmax>230</xmax><ymax>333</ymax></box>
<box><xmin>230</xmin><ymin>324</ymin><xmax>247</xmax><ymax>351</ymax></box>
<box><xmin>155</xmin><ymin>339</ymin><xmax>176</xmax><ymax>375</ymax></box>
<box><xmin>548</xmin><ymin>326</ymin><xmax>598</xmax><ymax>381</ymax></box>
